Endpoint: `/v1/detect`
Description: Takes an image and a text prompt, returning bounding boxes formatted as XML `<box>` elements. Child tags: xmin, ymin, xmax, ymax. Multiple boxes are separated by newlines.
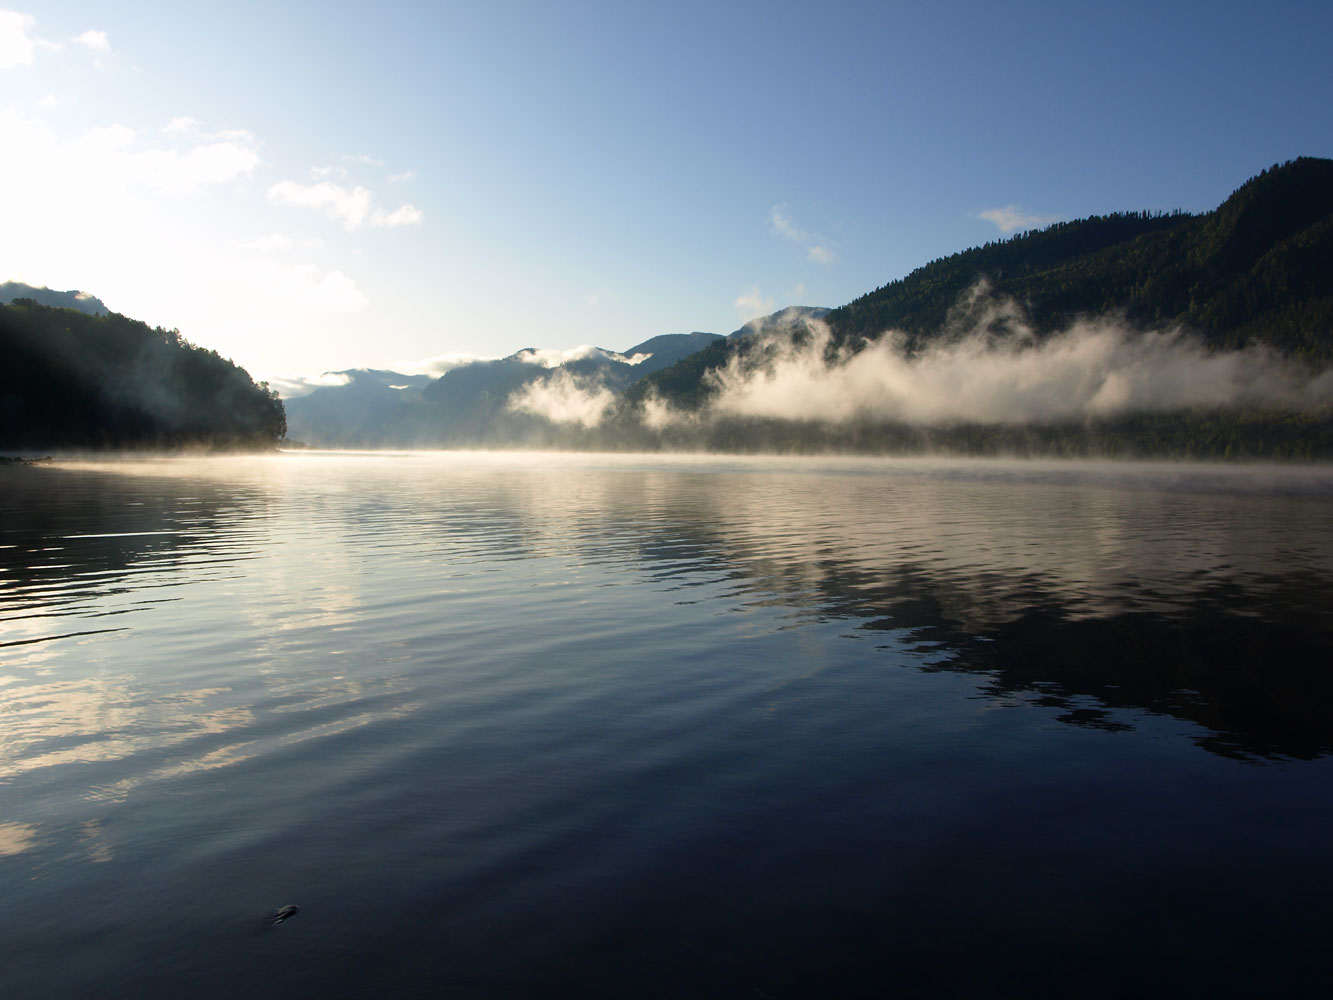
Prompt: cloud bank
<box><xmin>646</xmin><ymin>290</ymin><xmax>1333</xmax><ymax>428</ymax></box>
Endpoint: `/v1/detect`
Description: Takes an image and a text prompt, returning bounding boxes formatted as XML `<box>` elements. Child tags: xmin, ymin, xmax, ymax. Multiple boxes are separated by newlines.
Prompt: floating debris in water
<box><xmin>272</xmin><ymin>904</ymin><xmax>300</xmax><ymax>924</ymax></box>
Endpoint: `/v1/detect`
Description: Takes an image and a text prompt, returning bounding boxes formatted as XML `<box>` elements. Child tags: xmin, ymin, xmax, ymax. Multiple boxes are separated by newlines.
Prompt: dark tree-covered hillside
<box><xmin>1</xmin><ymin>300</ymin><xmax>286</xmax><ymax>450</ymax></box>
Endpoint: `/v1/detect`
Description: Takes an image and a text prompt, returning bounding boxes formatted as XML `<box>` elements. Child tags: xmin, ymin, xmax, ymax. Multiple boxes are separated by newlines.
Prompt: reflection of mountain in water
<box><xmin>7</xmin><ymin>456</ymin><xmax>1331</xmax><ymax>763</ymax></box>
<box><xmin>594</xmin><ymin>461</ymin><xmax>1333</xmax><ymax>762</ymax></box>
<box><xmin>845</xmin><ymin>566</ymin><xmax>1333</xmax><ymax>760</ymax></box>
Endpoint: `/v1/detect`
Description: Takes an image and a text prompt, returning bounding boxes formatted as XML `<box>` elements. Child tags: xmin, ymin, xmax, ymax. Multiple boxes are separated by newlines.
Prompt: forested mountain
<box><xmin>831</xmin><ymin>156</ymin><xmax>1333</xmax><ymax>360</ymax></box>
<box><xmin>634</xmin><ymin>157</ymin><xmax>1333</xmax><ymax>412</ymax></box>
<box><xmin>1</xmin><ymin>299</ymin><xmax>286</xmax><ymax>450</ymax></box>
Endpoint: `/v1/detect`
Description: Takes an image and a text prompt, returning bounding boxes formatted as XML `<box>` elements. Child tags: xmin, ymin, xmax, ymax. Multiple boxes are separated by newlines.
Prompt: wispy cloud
<box><xmin>734</xmin><ymin>286</ymin><xmax>774</xmax><ymax>322</ymax></box>
<box><xmin>265</xmin><ymin>371</ymin><xmax>354</xmax><ymax>399</ymax></box>
<box><xmin>267</xmin><ymin>178</ymin><xmax>423</xmax><ymax>231</ymax></box>
<box><xmin>979</xmin><ymin>204</ymin><xmax>1062</xmax><ymax>234</ymax></box>
<box><xmin>387</xmin><ymin>169</ymin><xmax>417</xmax><ymax>183</ymax></box>
<box><xmin>514</xmin><ymin>345</ymin><xmax>638</xmax><ymax>368</ymax></box>
<box><xmin>770</xmin><ymin>204</ymin><xmax>835</xmax><ymax>264</ymax></box>
<box><xmin>400</xmin><ymin>352</ymin><xmax>499</xmax><ymax>377</ymax></box>
<box><xmin>72</xmin><ymin>29</ymin><xmax>108</xmax><ymax>53</ymax></box>
<box><xmin>508</xmin><ymin>370</ymin><xmax>616</xmax><ymax>427</ymax></box>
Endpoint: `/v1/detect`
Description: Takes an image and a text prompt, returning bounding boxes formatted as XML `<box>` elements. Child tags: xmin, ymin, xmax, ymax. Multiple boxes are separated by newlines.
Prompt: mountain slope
<box><xmin>1</xmin><ymin>299</ymin><xmax>286</xmax><ymax>450</ymax></box>
<box><xmin>634</xmin><ymin>158</ymin><xmax>1333</xmax><ymax>412</ymax></box>
<box><xmin>829</xmin><ymin>157</ymin><xmax>1333</xmax><ymax>359</ymax></box>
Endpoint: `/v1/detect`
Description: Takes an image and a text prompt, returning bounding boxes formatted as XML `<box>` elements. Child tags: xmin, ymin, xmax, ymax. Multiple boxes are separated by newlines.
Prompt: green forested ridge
<box><xmin>831</xmin><ymin>157</ymin><xmax>1333</xmax><ymax>359</ymax></box>
<box><xmin>0</xmin><ymin>299</ymin><xmax>286</xmax><ymax>450</ymax></box>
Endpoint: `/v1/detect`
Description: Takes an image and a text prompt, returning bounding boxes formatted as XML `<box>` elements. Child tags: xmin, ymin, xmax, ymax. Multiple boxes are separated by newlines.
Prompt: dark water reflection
<box><xmin>2</xmin><ymin>453</ymin><xmax>1332</xmax><ymax>997</ymax></box>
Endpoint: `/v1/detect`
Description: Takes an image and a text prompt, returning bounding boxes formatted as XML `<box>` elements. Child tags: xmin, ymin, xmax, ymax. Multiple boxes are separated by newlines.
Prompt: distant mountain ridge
<box><xmin>285</xmin><ymin>330</ymin><xmax>732</xmax><ymax>446</ymax></box>
<box><xmin>0</xmin><ymin>282</ymin><xmax>109</xmax><ymax>316</ymax></box>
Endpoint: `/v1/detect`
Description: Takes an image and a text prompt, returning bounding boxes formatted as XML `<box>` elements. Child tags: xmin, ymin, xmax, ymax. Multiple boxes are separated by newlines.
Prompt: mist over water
<box><xmin>3</xmin><ymin>453</ymin><xmax>1332</xmax><ymax>997</ymax></box>
<box><xmin>507</xmin><ymin>285</ymin><xmax>1333</xmax><ymax>432</ymax></box>
<box><xmin>706</xmin><ymin>317</ymin><xmax>1333</xmax><ymax>424</ymax></box>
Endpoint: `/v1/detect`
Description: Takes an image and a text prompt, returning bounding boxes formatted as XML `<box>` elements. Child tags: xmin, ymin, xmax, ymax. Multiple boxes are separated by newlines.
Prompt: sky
<box><xmin>3</xmin><ymin>1</ymin><xmax>1331</xmax><ymax>395</ymax></box>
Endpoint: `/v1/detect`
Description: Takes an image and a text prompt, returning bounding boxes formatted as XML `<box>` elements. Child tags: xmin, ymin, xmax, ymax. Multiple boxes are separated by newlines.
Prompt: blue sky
<box><xmin>3</xmin><ymin>1</ymin><xmax>1331</xmax><ymax>393</ymax></box>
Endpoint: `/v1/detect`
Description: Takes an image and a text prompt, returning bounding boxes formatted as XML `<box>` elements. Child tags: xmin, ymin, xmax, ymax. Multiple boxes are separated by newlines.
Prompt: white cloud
<box><xmin>371</xmin><ymin>203</ymin><xmax>423</xmax><ymax>228</ymax></box>
<box><xmin>734</xmin><ymin>286</ymin><xmax>774</xmax><ymax>321</ymax></box>
<box><xmin>163</xmin><ymin>116</ymin><xmax>199</xmax><ymax>133</ymax></box>
<box><xmin>265</xmin><ymin>371</ymin><xmax>354</xmax><ymax>399</ymax></box>
<box><xmin>135</xmin><ymin>139</ymin><xmax>261</xmax><ymax>195</ymax></box>
<box><xmin>387</xmin><ymin>169</ymin><xmax>417</xmax><ymax>183</ymax></box>
<box><xmin>400</xmin><ymin>352</ymin><xmax>499</xmax><ymax>377</ymax></box>
<box><xmin>73</xmin><ymin>29</ymin><xmax>109</xmax><ymax>53</ymax></box>
<box><xmin>268</xmin><ymin>178</ymin><xmax>422</xmax><ymax>231</ymax></box>
<box><xmin>21</xmin><ymin>118</ymin><xmax>260</xmax><ymax>198</ymax></box>
<box><xmin>507</xmin><ymin>370</ymin><xmax>616</xmax><ymax>427</ymax></box>
<box><xmin>269</xmin><ymin>179</ymin><xmax>372</xmax><ymax>228</ymax></box>
<box><xmin>0</xmin><ymin>9</ymin><xmax>58</xmax><ymax>68</ymax></box>
<box><xmin>515</xmin><ymin>345</ymin><xmax>626</xmax><ymax>367</ymax></box>
<box><xmin>770</xmin><ymin>204</ymin><xmax>835</xmax><ymax>265</ymax></box>
<box><xmin>979</xmin><ymin>204</ymin><xmax>1062</xmax><ymax>234</ymax></box>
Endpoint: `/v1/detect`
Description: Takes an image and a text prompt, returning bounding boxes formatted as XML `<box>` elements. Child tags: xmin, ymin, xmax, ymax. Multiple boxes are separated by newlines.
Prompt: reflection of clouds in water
<box><xmin>279</xmin><ymin>701</ymin><xmax>423</xmax><ymax>747</ymax></box>
<box><xmin>88</xmin><ymin>742</ymin><xmax>259</xmax><ymax>805</ymax></box>
<box><xmin>0</xmin><ymin>673</ymin><xmax>254</xmax><ymax>781</ymax></box>
<box><xmin>79</xmin><ymin>819</ymin><xmax>114</xmax><ymax>863</ymax></box>
<box><xmin>0</xmin><ymin>821</ymin><xmax>39</xmax><ymax>857</ymax></box>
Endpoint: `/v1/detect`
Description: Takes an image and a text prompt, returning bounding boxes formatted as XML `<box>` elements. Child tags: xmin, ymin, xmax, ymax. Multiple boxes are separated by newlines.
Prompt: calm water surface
<box><xmin>2</xmin><ymin>452</ymin><xmax>1332</xmax><ymax>997</ymax></box>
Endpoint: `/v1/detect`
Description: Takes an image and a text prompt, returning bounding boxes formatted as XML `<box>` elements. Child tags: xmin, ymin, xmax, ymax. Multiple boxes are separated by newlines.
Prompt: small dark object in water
<box><xmin>272</xmin><ymin>904</ymin><xmax>300</xmax><ymax>924</ymax></box>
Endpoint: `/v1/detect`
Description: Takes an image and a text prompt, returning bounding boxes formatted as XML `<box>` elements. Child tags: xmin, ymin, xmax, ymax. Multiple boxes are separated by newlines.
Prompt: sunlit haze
<box><xmin>3</xmin><ymin>1</ymin><xmax>1330</xmax><ymax>393</ymax></box>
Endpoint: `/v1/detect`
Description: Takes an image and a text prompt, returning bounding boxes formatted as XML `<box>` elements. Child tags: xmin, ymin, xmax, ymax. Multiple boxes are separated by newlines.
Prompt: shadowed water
<box><xmin>2</xmin><ymin>452</ymin><xmax>1332</xmax><ymax>997</ymax></box>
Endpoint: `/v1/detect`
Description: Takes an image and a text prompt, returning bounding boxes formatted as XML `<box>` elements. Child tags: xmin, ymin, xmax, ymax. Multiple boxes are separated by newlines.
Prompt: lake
<box><xmin>2</xmin><ymin>452</ymin><xmax>1332</xmax><ymax>998</ymax></box>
